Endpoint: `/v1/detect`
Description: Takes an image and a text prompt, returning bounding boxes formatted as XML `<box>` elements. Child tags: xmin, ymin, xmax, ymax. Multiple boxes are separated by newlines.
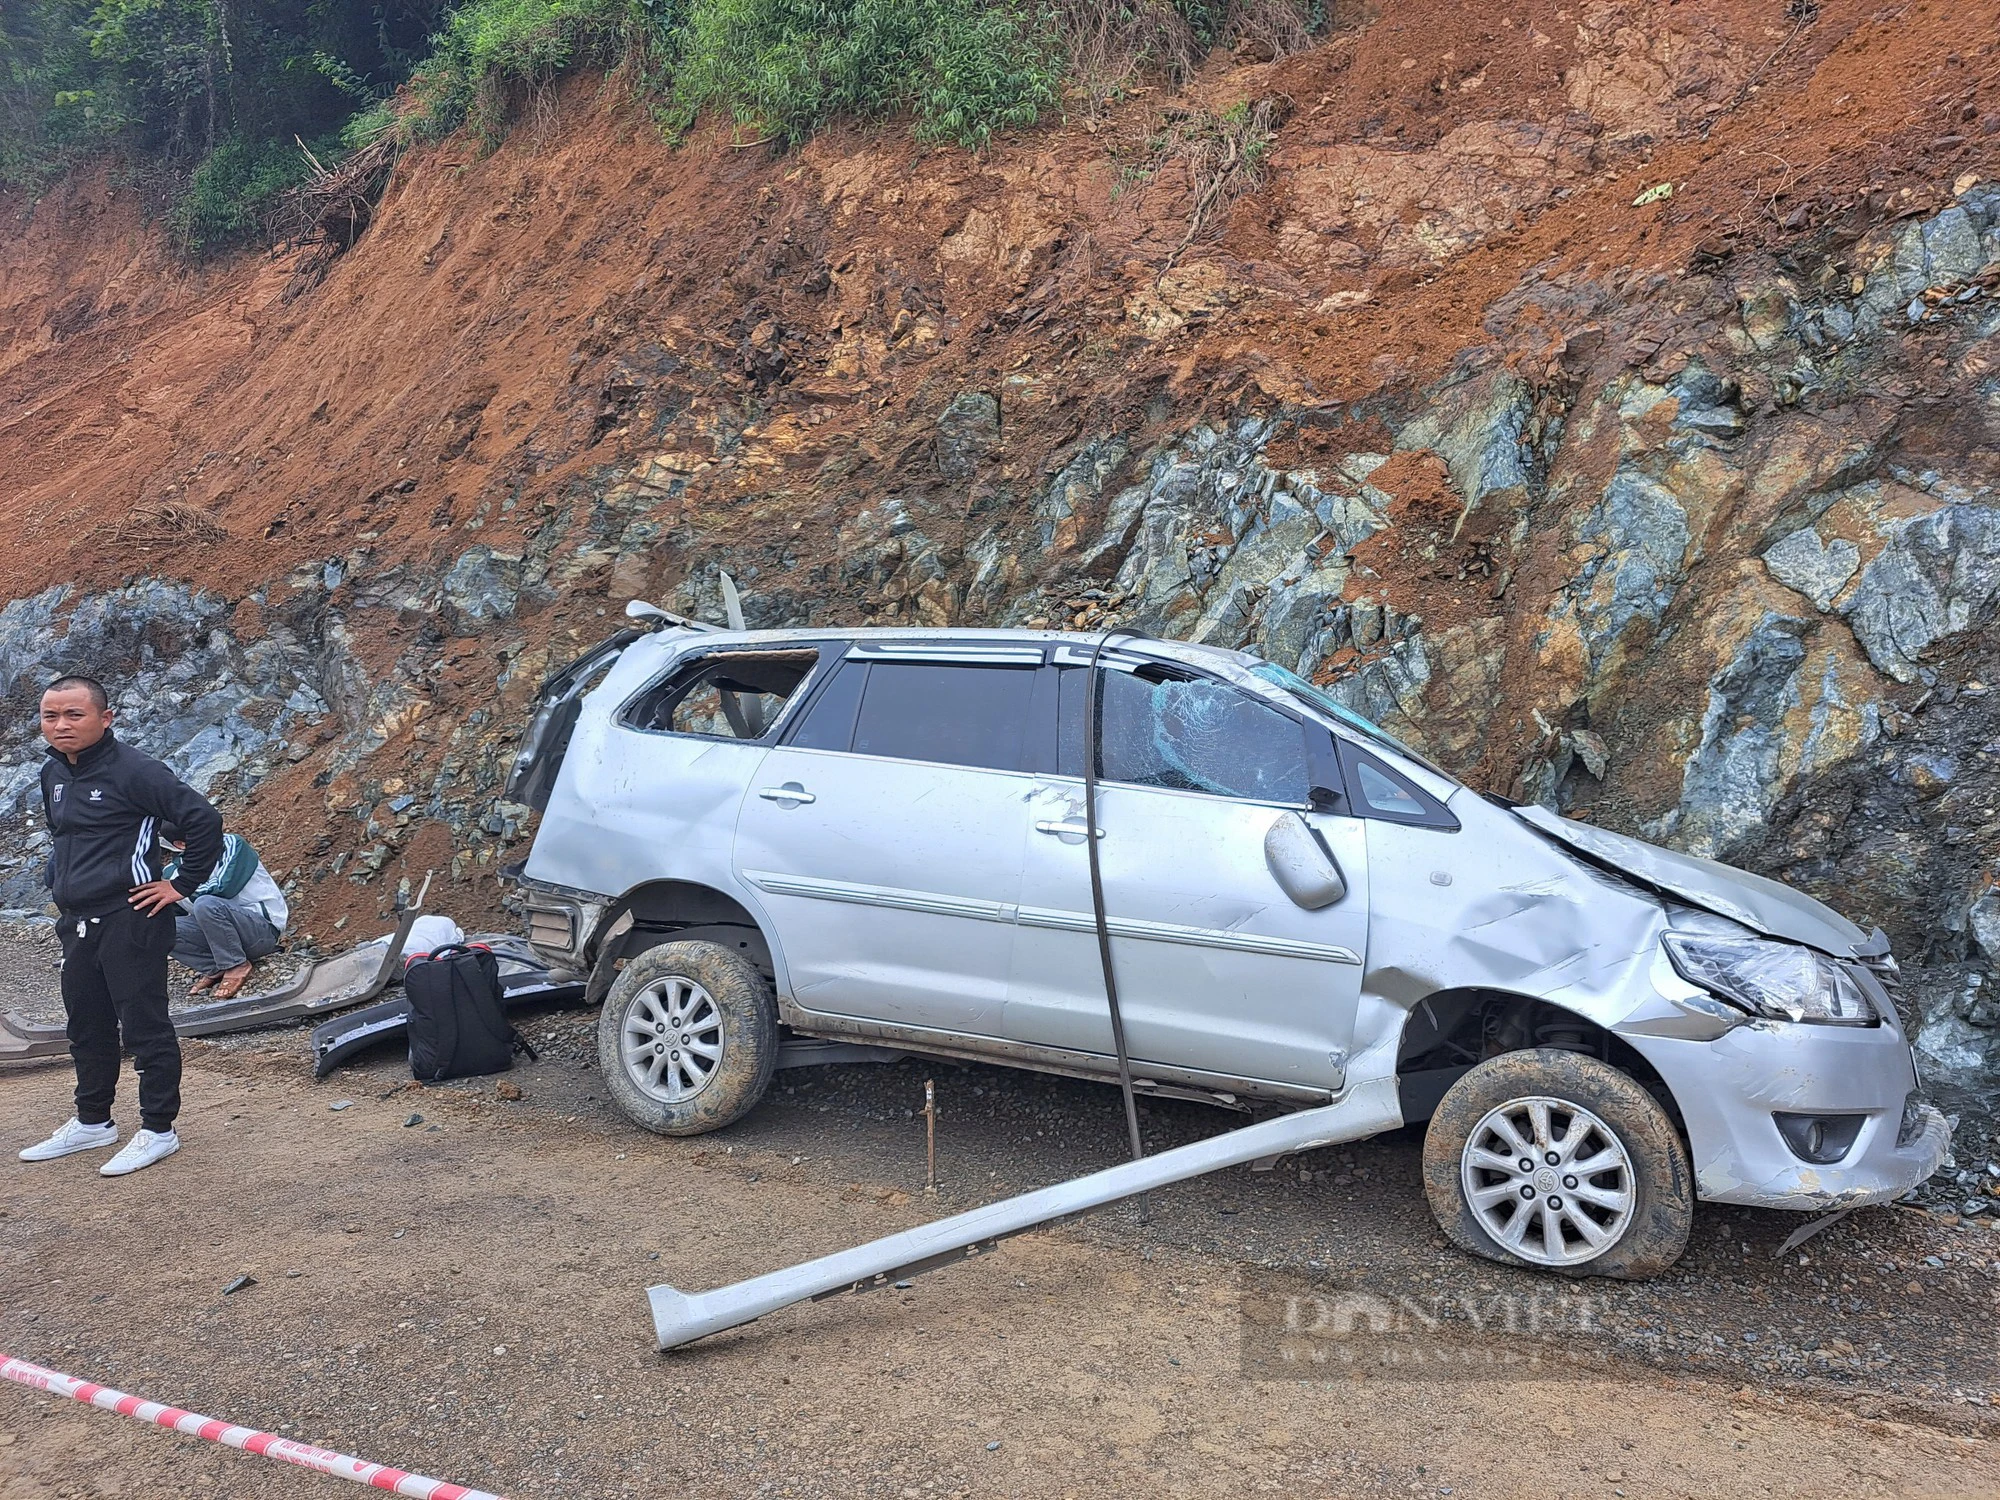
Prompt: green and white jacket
<box><xmin>167</xmin><ymin>833</ymin><xmax>289</xmax><ymax>936</ymax></box>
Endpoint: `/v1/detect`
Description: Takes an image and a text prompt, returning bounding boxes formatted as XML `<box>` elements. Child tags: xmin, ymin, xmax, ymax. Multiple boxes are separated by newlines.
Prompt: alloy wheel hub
<box><xmin>1460</xmin><ymin>1095</ymin><xmax>1636</xmax><ymax>1267</ymax></box>
<box><xmin>622</xmin><ymin>976</ymin><xmax>725</xmax><ymax>1104</ymax></box>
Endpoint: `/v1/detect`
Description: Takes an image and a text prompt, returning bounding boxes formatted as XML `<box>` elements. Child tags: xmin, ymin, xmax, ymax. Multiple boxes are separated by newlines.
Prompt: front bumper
<box><xmin>1623</xmin><ymin>1018</ymin><xmax>1949</xmax><ymax>1211</ymax></box>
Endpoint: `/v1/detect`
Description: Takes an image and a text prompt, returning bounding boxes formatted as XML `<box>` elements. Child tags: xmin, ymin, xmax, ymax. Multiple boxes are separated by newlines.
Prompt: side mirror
<box><xmin>1264</xmin><ymin>811</ymin><xmax>1347</xmax><ymax>910</ymax></box>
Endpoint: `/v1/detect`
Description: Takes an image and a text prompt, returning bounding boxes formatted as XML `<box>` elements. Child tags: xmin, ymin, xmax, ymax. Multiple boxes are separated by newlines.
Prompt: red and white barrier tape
<box><xmin>0</xmin><ymin>1353</ymin><xmax>509</xmax><ymax>1499</ymax></box>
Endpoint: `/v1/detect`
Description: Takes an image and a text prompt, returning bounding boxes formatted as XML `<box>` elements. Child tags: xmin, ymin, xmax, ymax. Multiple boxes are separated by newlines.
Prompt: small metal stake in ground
<box><xmin>923</xmin><ymin>1078</ymin><xmax>937</xmax><ymax>1195</ymax></box>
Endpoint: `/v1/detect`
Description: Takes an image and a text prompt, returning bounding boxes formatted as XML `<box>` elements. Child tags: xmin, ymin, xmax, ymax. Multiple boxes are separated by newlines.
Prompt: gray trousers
<box><xmin>173</xmin><ymin>894</ymin><xmax>281</xmax><ymax>975</ymax></box>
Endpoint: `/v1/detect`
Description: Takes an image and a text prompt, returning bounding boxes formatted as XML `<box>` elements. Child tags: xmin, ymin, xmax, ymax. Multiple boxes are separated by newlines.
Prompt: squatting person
<box><xmin>167</xmin><ymin>828</ymin><xmax>288</xmax><ymax>1001</ymax></box>
<box><xmin>17</xmin><ymin>675</ymin><xmax>223</xmax><ymax>1176</ymax></box>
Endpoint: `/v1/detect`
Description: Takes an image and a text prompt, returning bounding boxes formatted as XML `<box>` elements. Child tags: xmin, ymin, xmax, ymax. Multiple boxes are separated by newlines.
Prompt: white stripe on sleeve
<box><xmin>132</xmin><ymin>816</ymin><xmax>157</xmax><ymax>886</ymax></box>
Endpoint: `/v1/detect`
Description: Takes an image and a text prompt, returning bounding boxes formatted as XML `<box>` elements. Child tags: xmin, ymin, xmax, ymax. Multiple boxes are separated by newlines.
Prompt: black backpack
<box><xmin>405</xmin><ymin>944</ymin><xmax>533</xmax><ymax>1082</ymax></box>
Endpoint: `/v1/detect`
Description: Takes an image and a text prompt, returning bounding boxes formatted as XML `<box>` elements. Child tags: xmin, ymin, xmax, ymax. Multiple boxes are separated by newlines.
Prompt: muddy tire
<box><xmin>597</xmin><ymin>941</ymin><xmax>777</xmax><ymax>1137</ymax></box>
<box><xmin>1422</xmin><ymin>1048</ymin><xmax>1692</xmax><ymax>1280</ymax></box>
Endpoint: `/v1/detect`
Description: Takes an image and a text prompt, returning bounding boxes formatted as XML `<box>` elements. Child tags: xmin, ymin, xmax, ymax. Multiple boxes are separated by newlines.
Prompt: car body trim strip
<box><xmin>844</xmin><ymin>643</ymin><xmax>1048</xmax><ymax>666</ymax></box>
<box><xmin>741</xmin><ymin>870</ymin><xmax>1360</xmax><ymax>966</ymax></box>
<box><xmin>1017</xmin><ymin>903</ymin><xmax>1360</xmax><ymax>965</ymax></box>
<box><xmin>744</xmin><ymin>870</ymin><xmax>1016</xmax><ymax>924</ymax></box>
<box><xmin>646</xmin><ymin>1076</ymin><xmax>1403</xmax><ymax>1349</ymax></box>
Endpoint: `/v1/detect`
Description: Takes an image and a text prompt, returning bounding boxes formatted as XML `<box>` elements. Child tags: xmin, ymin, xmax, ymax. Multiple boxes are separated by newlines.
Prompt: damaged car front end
<box><xmin>1517</xmin><ymin>807</ymin><xmax>1951</xmax><ymax>1214</ymax></box>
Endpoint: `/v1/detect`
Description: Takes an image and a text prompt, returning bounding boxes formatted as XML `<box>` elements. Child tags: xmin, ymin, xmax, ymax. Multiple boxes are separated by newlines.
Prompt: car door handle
<box><xmin>758</xmin><ymin>783</ymin><xmax>816</xmax><ymax>806</ymax></box>
<box><xmin>1034</xmin><ymin>819</ymin><xmax>1102</xmax><ymax>839</ymax></box>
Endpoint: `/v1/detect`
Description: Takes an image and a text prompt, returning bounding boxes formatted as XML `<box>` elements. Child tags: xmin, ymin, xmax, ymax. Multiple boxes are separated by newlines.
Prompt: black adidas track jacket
<box><xmin>41</xmin><ymin>731</ymin><xmax>224</xmax><ymax>919</ymax></box>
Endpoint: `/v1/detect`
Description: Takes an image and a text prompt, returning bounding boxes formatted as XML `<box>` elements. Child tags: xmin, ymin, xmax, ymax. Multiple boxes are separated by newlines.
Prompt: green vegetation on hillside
<box><xmin>1</xmin><ymin>0</ymin><xmax>1322</xmax><ymax>255</ymax></box>
<box><xmin>660</xmin><ymin>0</ymin><xmax>1060</xmax><ymax>149</ymax></box>
<box><xmin>1</xmin><ymin>0</ymin><xmax>448</xmax><ymax>249</ymax></box>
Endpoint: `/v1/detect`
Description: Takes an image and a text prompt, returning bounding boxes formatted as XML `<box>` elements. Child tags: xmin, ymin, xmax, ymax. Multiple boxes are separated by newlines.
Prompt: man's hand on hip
<box><xmin>128</xmin><ymin>880</ymin><xmax>184</xmax><ymax>916</ymax></box>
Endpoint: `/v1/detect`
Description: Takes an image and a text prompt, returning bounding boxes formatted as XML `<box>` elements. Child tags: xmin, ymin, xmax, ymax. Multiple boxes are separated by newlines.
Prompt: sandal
<box><xmin>188</xmin><ymin>972</ymin><xmax>221</xmax><ymax>994</ymax></box>
<box><xmin>210</xmin><ymin>964</ymin><xmax>254</xmax><ymax>1001</ymax></box>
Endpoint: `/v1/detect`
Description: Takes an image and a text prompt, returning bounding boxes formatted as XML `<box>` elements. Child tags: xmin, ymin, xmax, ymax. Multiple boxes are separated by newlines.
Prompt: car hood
<box><xmin>1510</xmin><ymin>805</ymin><xmax>1876</xmax><ymax>957</ymax></box>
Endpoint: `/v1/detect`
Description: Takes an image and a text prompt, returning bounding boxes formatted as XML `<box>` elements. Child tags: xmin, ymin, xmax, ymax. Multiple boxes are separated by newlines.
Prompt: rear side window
<box><xmin>1057</xmin><ymin>667</ymin><xmax>1308</xmax><ymax>804</ymax></box>
<box><xmin>622</xmin><ymin>650</ymin><xmax>820</xmax><ymax>742</ymax></box>
<box><xmin>848</xmin><ymin>662</ymin><xmax>1038</xmax><ymax>772</ymax></box>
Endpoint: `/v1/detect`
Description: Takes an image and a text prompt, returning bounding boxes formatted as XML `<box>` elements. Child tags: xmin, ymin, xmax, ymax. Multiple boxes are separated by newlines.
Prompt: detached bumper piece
<box><xmin>312</xmin><ymin>997</ymin><xmax>419</xmax><ymax>1076</ymax></box>
<box><xmin>646</xmin><ymin>1078</ymin><xmax>1402</xmax><ymax>1351</ymax></box>
<box><xmin>313</xmin><ymin>947</ymin><xmax>585</xmax><ymax>1076</ymax></box>
<box><xmin>7</xmin><ymin>916</ymin><xmax>584</xmax><ymax>1076</ymax></box>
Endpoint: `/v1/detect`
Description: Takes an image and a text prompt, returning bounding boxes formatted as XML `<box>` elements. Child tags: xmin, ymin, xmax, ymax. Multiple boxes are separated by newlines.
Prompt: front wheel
<box><xmin>597</xmin><ymin>941</ymin><xmax>778</xmax><ymax>1137</ymax></box>
<box><xmin>1422</xmin><ymin>1048</ymin><xmax>1692</xmax><ymax>1280</ymax></box>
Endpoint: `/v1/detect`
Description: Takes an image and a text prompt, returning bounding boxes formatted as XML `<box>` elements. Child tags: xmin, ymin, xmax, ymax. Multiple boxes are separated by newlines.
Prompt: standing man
<box><xmin>18</xmin><ymin>675</ymin><xmax>223</xmax><ymax>1176</ymax></box>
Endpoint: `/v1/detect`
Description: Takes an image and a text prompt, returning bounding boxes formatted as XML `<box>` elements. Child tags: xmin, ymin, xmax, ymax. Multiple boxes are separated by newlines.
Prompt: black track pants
<box><xmin>59</xmin><ymin>905</ymin><xmax>180</xmax><ymax>1134</ymax></box>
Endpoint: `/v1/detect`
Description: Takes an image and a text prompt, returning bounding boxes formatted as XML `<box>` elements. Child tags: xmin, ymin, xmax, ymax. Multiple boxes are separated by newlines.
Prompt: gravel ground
<box><xmin>2</xmin><ymin>933</ymin><xmax>1997</xmax><ymax>1497</ymax></box>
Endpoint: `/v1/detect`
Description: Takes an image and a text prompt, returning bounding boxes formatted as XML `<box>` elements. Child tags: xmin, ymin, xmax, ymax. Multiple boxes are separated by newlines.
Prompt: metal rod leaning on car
<box><xmin>1084</xmin><ymin>625</ymin><xmax>1152</xmax><ymax>1199</ymax></box>
<box><xmin>646</xmin><ymin>1078</ymin><xmax>1402</xmax><ymax>1349</ymax></box>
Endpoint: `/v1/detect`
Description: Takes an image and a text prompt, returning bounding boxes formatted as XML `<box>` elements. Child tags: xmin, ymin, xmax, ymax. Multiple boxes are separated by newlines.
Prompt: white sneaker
<box><xmin>99</xmin><ymin>1128</ymin><xmax>179</xmax><ymax>1177</ymax></box>
<box><xmin>18</xmin><ymin>1117</ymin><xmax>118</xmax><ymax>1162</ymax></box>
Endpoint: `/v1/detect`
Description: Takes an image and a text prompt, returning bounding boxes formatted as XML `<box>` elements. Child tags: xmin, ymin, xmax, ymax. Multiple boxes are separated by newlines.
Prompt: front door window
<box><xmin>1059</xmin><ymin>666</ymin><xmax>1310</xmax><ymax>805</ymax></box>
<box><xmin>1012</xmin><ymin>662</ymin><xmax>1364</xmax><ymax>1091</ymax></box>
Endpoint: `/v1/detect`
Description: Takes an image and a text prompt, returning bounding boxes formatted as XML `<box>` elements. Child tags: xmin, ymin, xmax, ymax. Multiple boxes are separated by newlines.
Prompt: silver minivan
<box><xmin>508</xmin><ymin>620</ymin><xmax>1947</xmax><ymax>1278</ymax></box>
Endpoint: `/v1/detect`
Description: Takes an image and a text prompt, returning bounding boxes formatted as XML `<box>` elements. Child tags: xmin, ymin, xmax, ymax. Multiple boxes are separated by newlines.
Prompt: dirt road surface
<box><xmin>2</xmin><ymin>947</ymin><xmax>1997</xmax><ymax>1498</ymax></box>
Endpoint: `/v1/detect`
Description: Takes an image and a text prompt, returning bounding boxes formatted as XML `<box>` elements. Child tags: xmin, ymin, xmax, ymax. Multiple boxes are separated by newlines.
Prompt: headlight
<box><xmin>1660</xmin><ymin>933</ymin><xmax>1880</xmax><ymax>1025</ymax></box>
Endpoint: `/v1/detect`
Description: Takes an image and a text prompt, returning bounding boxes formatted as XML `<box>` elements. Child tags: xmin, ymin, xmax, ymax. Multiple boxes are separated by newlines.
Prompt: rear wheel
<box><xmin>1422</xmin><ymin>1048</ymin><xmax>1692</xmax><ymax>1279</ymax></box>
<box><xmin>598</xmin><ymin>941</ymin><xmax>777</xmax><ymax>1137</ymax></box>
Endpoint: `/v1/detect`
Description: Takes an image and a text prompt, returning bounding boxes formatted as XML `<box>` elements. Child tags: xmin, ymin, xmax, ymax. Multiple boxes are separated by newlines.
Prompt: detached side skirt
<box><xmin>646</xmin><ymin>1078</ymin><xmax>1401</xmax><ymax>1350</ymax></box>
<box><xmin>0</xmin><ymin>1011</ymin><xmax>66</xmax><ymax>1063</ymax></box>
<box><xmin>173</xmin><ymin>908</ymin><xmax>422</xmax><ymax>1038</ymax></box>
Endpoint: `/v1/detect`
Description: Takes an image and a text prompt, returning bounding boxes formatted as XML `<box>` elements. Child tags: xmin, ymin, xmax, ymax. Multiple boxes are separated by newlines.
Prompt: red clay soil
<box><xmin>4</xmin><ymin>0</ymin><xmax>1990</xmax><ymax>594</ymax></box>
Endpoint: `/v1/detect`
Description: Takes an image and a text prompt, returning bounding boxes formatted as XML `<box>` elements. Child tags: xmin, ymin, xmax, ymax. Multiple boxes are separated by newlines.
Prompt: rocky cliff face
<box><xmin>2</xmin><ymin>2</ymin><xmax>1997</xmax><ymax>1136</ymax></box>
